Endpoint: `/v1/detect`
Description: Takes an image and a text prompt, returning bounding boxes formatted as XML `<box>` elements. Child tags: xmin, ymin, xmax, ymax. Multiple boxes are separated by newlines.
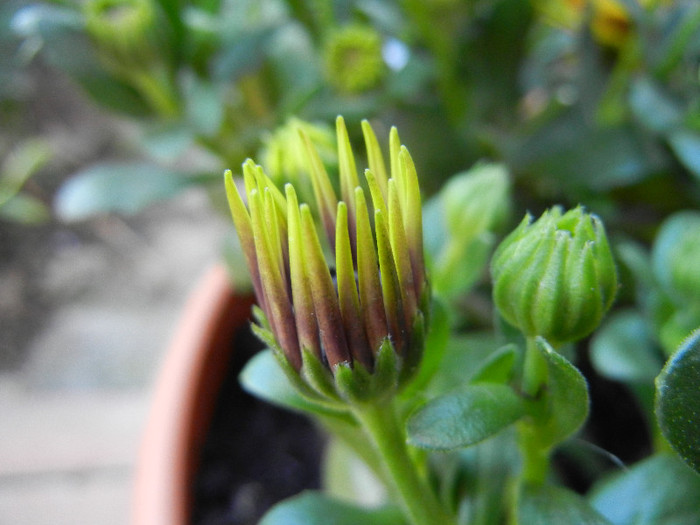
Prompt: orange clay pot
<box><xmin>131</xmin><ymin>264</ymin><xmax>254</xmax><ymax>525</ymax></box>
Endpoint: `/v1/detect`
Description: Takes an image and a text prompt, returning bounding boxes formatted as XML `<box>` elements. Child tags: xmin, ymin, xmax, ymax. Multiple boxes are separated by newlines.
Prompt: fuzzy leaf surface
<box><xmin>656</xmin><ymin>329</ymin><xmax>700</xmax><ymax>473</ymax></box>
<box><xmin>406</xmin><ymin>384</ymin><xmax>524</xmax><ymax>451</ymax></box>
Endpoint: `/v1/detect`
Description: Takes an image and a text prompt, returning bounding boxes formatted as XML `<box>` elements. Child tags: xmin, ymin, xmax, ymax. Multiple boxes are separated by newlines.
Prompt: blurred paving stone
<box><xmin>0</xmin><ymin>468</ymin><xmax>130</xmax><ymax>525</ymax></box>
<box><xmin>0</xmin><ymin>188</ymin><xmax>233</xmax><ymax>523</ymax></box>
<box><xmin>23</xmin><ymin>305</ymin><xmax>175</xmax><ymax>391</ymax></box>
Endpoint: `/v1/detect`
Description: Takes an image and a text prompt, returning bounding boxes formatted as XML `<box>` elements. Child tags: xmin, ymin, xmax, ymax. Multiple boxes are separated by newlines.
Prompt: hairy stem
<box><xmin>352</xmin><ymin>400</ymin><xmax>456</xmax><ymax>525</ymax></box>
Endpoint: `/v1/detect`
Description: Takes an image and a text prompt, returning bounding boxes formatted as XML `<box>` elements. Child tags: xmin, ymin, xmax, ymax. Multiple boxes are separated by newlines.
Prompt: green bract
<box><xmin>491</xmin><ymin>206</ymin><xmax>617</xmax><ymax>346</ymax></box>
<box><xmin>225</xmin><ymin>116</ymin><xmax>428</xmax><ymax>403</ymax></box>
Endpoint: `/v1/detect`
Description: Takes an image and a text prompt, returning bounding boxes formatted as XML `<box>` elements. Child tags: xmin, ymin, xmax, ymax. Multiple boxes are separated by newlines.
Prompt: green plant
<box><xmin>226</xmin><ymin>117</ymin><xmax>700</xmax><ymax>525</ymax></box>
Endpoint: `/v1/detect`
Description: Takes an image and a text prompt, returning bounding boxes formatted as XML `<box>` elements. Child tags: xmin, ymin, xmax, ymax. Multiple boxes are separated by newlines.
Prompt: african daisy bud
<box><xmin>225</xmin><ymin>116</ymin><xmax>428</xmax><ymax>402</ymax></box>
<box><xmin>491</xmin><ymin>206</ymin><xmax>617</xmax><ymax>346</ymax></box>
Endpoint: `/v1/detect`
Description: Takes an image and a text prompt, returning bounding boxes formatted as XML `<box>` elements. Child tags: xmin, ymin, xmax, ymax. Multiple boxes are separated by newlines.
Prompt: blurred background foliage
<box><xmin>3</xmin><ymin>0</ymin><xmax>700</xmax><ymax>513</ymax></box>
<box><xmin>4</xmin><ymin>0</ymin><xmax>698</xmax><ymax>228</ymax></box>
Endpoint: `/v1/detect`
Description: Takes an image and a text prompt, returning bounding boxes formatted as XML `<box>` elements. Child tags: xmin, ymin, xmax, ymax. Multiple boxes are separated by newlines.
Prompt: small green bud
<box><xmin>324</xmin><ymin>25</ymin><xmax>385</xmax><ymax>94</ymax></box>
<box><xmin>491</xmin><ymin>206</ymin><xmax>617</xmax><ymax>346</ymax></box>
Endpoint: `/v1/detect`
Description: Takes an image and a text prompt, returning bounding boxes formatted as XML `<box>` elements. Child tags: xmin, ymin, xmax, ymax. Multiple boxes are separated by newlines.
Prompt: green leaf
<box><xmin>590</xmin><ymin>310</ymin><xmax>662</xmax><ymax>383</ymax></box>
<box><xmin>259</xmin><ymin>492</ymin><xmax>406</xmax><ymax>525</ymax></box>
<box><xmin>0</xmin><ymin>138</ymin><xmax>52</xmax><ymax>204</ymax></box>
<box><xmin>240</xmin><ymin>349</ymin><xmax>348</xmax><ymax>420</ymax></box>
<box><xmin>629</xmin><ymin>78</ymin><xmax>682</xmax><ymax>134</ymax></box>
<box><xmin>519</xmin><ymin>484</ymin><xmax>612</xmax><ymax>525</ymax></box>
<box><xmin>656</xmin><ymin>328</ymin><xmax>700</xmax><ymax>474</ymax></box>
<box><xmin>469</xmin><ymin>344</ymin><xmax>518</xmax><ymax>385</ymax></box>
<box><xmin>425</xmin><ymin>332</ymin><xmax>504</xmax><ymax>397</ymax></box>
<box><xmin>406</xmin><ymin>384</ymin><xmax>525</xmax><ymax>451</ymax></box>
<box><xmin>141</xmin><ymin>125</ymin><xmax>194</xmax><ymax>163</ymax></box>
<box><xmin>182</xmin><ymin>73</ymin><xmax>223</xmax><ymax>136</ymax></box>
<box><xmin>668</xmin><ymin>130</ymin><xmax>700</xmax><ymax>179</ymax></box>
<box><xmin>0</xmin><ymin>193</ymin><xmax>50</xmax><ymax>224</ymax></box>
<box><xmin>54</xmin><ymin>162</ymin><xmax>192</xmax><ymax>220</ymax></box>
<box><xmin>590</xmin><ymin>454</ymin><xmax>700</xmax><ymax>524</ymax></box>
<box><xmin>531</xmin><ymin>338</ymin><xmax>589</xmax><ymax>448</ymax></box>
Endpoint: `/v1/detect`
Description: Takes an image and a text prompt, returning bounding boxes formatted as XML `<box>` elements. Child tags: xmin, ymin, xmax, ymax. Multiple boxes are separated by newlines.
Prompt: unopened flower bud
<box><xmin>226</xmin><ymin>117</ymin><xmax>428</xmax><ymax>402</ymax></box>
<box><xmin>324</xmin><ymin>25</ymin><xmax>385</xmax><ymax>94</ymax></box>
<box><xmin>491</xmin><ymin>206</ymin><xmax>617</xmax><ymax>346</ymax></box>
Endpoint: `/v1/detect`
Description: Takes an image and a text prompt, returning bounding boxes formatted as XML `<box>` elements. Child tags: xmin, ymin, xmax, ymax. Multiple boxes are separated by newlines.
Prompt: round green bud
<box><xmin>491</xmin><ymin>206</ymin><xmax>617</xmax><ymax>346</ymax></box>
<box><xmin>652</xmin><ymin>210</ymin><xmax>700</xmax><ymax>307</ymax></box>
<box><xmin>323</xmin><ymin>24</ymin><xmax>385</xmax><ymax>94</ymax></box>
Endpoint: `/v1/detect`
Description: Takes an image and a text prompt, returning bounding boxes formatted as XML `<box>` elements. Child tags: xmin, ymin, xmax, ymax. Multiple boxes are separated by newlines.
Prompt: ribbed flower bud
<box><xmin>324</xmin><ymin>25</ymin><xmax>385</xmax><ymax>94</ymax></box>
<box><xmin>225</xmin><ymin>116</ymin><xmax>428</xmax><ymax>402</ymax></box>
<box><xmin>491</xmin><ymin>206</ymin><xmax>617</xmax><ymax>346</ymax></box>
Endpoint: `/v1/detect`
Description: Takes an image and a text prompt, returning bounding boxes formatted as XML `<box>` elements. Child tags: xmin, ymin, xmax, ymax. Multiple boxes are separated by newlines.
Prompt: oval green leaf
<box><xmin>260</xmin><ymin>492</ymin><xmax>406</xmax><ymax>525</ymax></box>
<box><xmin>407</xmin><ymin>384</ymin><xmax>524</xmax><ymax>451</ymax></box>
<box><xmin>55</xmin><ymin>162</ymin><xmax>192</xmax><ymax>220</ymax></box>
<box><xmin>590</xmin><ymin>311</ymin><xmax>662</xmax><ymax>383</ymax></box>
<box><xmin>519</xmin><ymin>483</ymin><xmax>612</xmax><ymax>525</ymax></box>
<box><xmin>590</xmin><ymin>453</ymin><xmax>700</xmax><ymax>524</ymax></box>
<box><xmin>533</xmin><ymin>338</ymin><xmax>590</xmax><ymax>448</ymax></box>
<box><xmin>656</xmin><ymin>328</ymin><xmax>700</xmax><ymax>474</ymax></box>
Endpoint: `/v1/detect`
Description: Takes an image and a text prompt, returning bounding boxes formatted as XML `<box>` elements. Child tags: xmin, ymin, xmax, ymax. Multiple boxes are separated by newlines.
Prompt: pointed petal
<box><xmin>249</xmin><ymin>188</ymin><xmax>301</xmax><ymax>369</ymax></box>
<box><xmin>336</xmin><ymin>116</ymin><xmax>361</xmax><ymax>206</ymax></box>
<box><xmin>364</xmin><ymin>168</ymin><xmax>387</xmax><ymax>219</ymax></box>
<box><xmin>264</xmin><ymin>187</ymin><xmax>289</xmax><ymax>299</ymax></box>
<box><xmin>300</xmin><ymin>204</ymin><xmax>350</xmax><ymax>368</ymax></box>
<box><xmin>336</xmin><ymin>202</ymin><xmax>372</xmax><ymax>368</ymax></box>
<box><xmin>375</xmin><ymin>207</ymin><xmax>405</xmax><ymax>355</ymax></box>
<box><xmin>242</xmin><ymin>159</ymin><xmax>258</xmax><ymax>197</ymax></box>
<box><xmin>300</xmin><ymin>128</ymin><xmax>337</xmax><ymax>248</ymax></box>
<box><xmin>355</xmin><ymin>188</ymin><xmax>388</xmax><ymax>354</ymax></box>
<box><xmin>389</xmin><ymin>126</ymin><xmax>401</xmax><ymax>181</ymax></box>
<box><xmin>361</xmin><ymin>119</ymin><xmax>388</xmax><ymax>201</ymax></box>
<box><xmin>224</xmin><ymin>169</ymin><xmax>264</xmax><ymax>310</ymax></box>
<box><xmin>388</xmin><ymin>179</ymin><xmax>417</xmax><ymax>328</ymax></box>
<box><xmin>286</xmin><ymin>184</ymin><xmax>321</xmax><ymax>359</ymax></box>
<box><xmin>398</xmin><ymin>147</ymin><xmax>426</xmax><ymax>297</ymax></box>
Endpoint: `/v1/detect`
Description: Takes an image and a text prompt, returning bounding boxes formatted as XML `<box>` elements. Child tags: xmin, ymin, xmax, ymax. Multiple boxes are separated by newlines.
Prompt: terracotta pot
<box><xmin>131</xmin><ymin>264</ymin><xmax>254</xmax><ymax>525</ymax></box>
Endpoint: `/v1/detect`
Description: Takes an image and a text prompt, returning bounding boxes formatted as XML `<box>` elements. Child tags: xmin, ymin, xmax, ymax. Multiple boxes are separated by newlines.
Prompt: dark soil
<box><xmin>191</xmin><ymin>322</ymin><xmax>325</xmax><ymax>525</ymax></box>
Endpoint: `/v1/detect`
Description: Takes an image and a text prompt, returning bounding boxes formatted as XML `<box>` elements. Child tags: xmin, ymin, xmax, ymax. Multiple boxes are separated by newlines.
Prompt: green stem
<box><xmin>522</xmin><ymin>337</ymin><xmax>547</xmax><ymax>398</ymax></box>
<box><xmin>517</xmin><ymin>423</ymin><xmax>549</xmax><ymax>485</ymax></box>
<box><xmin>517</xmin><ymin>337</ymin><xmax>550</xmax><ymax>485</ymax></box>
<box><xmin>351</xmin><ymin>400</ymin><xmax>456</xmax><ymax>525</ymax></box>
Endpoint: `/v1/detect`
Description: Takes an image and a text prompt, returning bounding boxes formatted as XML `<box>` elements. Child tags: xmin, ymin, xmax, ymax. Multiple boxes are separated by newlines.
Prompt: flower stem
<box><xmin>522</xmin><ymin>337</ymin><xmax>547</xmax><ymax>398</ymax></box>
<box><xmin>351</xmin><ymin>400</ymin><xmax>456</xmax><ymax>525</ymax></box>
<box><xmin>517</xmin><ymin>337</ymin><xmax>550</xmax><ymax>485</ymax></box>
